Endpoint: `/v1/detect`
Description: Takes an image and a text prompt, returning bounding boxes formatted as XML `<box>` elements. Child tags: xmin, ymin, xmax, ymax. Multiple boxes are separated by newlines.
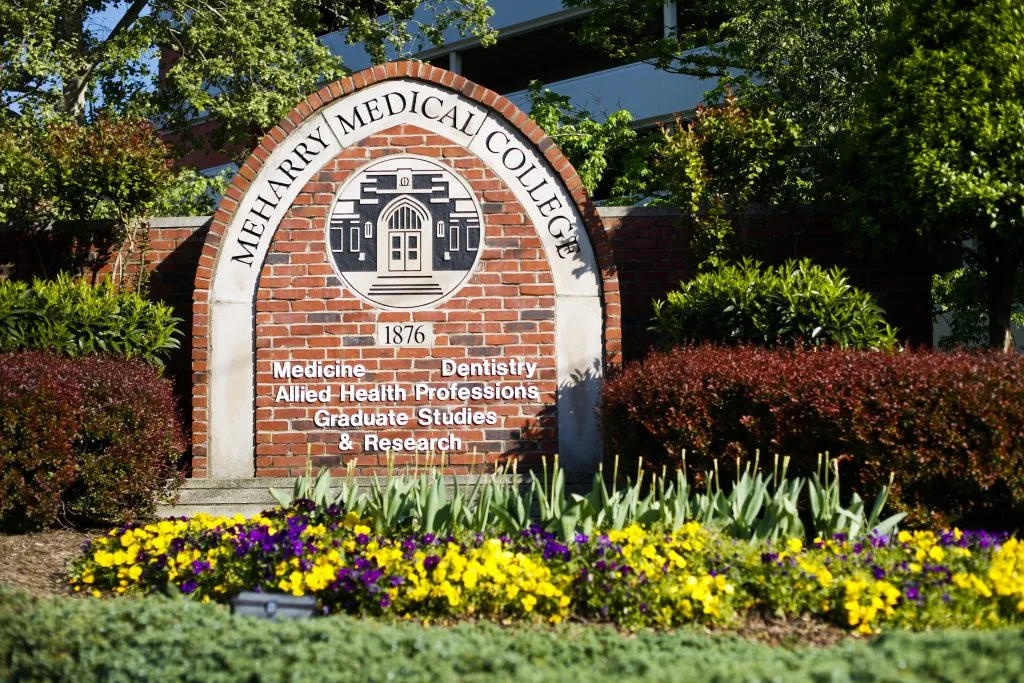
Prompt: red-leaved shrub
<box><xmin>603</xmin><ymin>345</ymin><xmax>1024</xmax><ymax>527</ymax></box>
<box><xmin>0</xmin><ymin>351</ymin><xmax>186</xmax><ymax>530</ymax></box>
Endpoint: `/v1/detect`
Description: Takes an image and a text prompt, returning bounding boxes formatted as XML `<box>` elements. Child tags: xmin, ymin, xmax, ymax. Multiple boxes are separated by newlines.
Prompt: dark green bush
<box><xmin>1</xmin><ymin>588</ymin><xmax>1023</xmax><ymax>682</ymax></box>
<box><xmin>0</xmin><ymin>274</ymin><xmax>181</xmax><ymax>367</ymax></box>
<box><xmin>652</xmin><ymin>258</ymin><xmax>898</xmax><ymax>350</ymax></box>
<box><xmin>0</xmin><ymin>351</ymin><xmax>186</xmax><ymax>530</ymax></box>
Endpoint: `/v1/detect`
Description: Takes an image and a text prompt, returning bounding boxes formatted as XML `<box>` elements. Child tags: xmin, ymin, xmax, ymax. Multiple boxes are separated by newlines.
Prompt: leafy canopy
<box><xmin>567</xmin><ymin>0</ymin><xmax>891</xmax><ymax>196</ymax></box>
<box><xmin>848</xmin><ymin>0</ymin><xmax>1024</xmax><ymax>349</ymax></box>
<box><xmin>1</xmin><ymin>1</ymin><xmax>495</xmax><ymax>152</ymax></box>
<box><xmin>526</xmin><ymin>82</ymin><xmax>636</xmax><ymax>195</ymax></box>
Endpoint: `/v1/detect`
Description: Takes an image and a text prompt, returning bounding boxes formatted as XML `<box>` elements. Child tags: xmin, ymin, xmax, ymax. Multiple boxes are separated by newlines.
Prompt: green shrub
<box><xmin>2</xmin><ymin>587</ymin><xmax>1023</xmax><ymax>682</ymax></box>
<box><xmin>0</xmin><ymin>351</ymin><xmax>186</xmax><ymax>530</ymax></box>
<box><xmin>652</xmin><ymin>258</ymin><xmax>898</xmax><ymax>350</ymax></box>
<box><xmin>0</xmin><ymin>274</ymin><xmax>181</xmax><ymax>367</ymax></box>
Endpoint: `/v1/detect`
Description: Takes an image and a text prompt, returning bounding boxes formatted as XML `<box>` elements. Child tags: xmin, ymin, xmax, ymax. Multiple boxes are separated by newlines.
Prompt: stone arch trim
<box><xmin>192</xmin><ymin>61</ymin><xmax>620</xmax><ymax>478</ymax></box>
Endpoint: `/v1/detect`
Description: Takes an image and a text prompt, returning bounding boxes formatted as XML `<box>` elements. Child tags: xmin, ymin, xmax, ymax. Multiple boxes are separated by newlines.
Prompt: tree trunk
<box><xmin>58</xmin><ymin>2</ymin><xmax>88</xmax><ymax>121</ymax></box>
<box><xmin>983</xmin><ymin>244</ymin><xmax>1018</xmax><ymax>352</ymax></box>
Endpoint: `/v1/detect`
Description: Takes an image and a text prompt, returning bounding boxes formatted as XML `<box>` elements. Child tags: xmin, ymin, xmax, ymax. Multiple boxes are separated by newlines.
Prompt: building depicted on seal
<box><xmin>327</xmin><ymin>156</ymin><xmax>484</xmax><ymax>308</ymax></box>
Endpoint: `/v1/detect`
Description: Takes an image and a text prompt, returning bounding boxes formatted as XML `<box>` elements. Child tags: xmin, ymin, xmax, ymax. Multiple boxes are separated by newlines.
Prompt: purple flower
<box><xmin>361</xmin><ymin>568</ymin><xmax>384</xmax><ymax>585</ymax></box>
<box><xmin>180</xmin><ymin>580</ymin><xmax>198</xmax><ymax>594</ymax></box>
<box><xmin>191</xmin><ymin>560</ymin><xmax>211</xmax><ymax>575</ymax></box>
<box><xmin>594</xmin><ymin>560</ymin><xmax>607</xmax><ymax>572</ymax></box>
<box><xmin>422</xmin><ymin>533</ymin><xmax>436</xmax><ymax>545</ymax></box>
<box><xmin>905</xmin><ymin>585</ymin><xmax>920</xmax><ymax>601</ymax></box>
<box><xmin>423</xmin><ymin>555</ymin><xmax>440</xmax><ymax>571</ymax></box>
<box><xmin>872</xmin><ymin>565</ymin><xmax>886</xmax><ymax>580</ymax></box>
<box><xmin>379</xmin><ymin>595</ymin><xmax>391</xmax><ymax>608</ymax></box>
<box><xmin>542</xmin><ymin>540</ymin><xmax>570</xmax><ymax>562</ymax></box>
<box><xmin>574</xmin><ymin>533</ymin><xmax>589</xmax><ymax>545</ymax></box>
<box><xmin>389</xmin><ymin>575</ymin><xmax>405</xmax><ymax>587</ymax></box>
<box><xmin>356</xmin><ymin>534</ymin><xmax>370</xmax><ymax>546</ymax></box>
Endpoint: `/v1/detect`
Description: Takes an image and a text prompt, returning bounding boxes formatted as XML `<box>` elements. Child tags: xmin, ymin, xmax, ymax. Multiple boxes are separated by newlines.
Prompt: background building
<box><xmin>188</xmin><ymin>1</ymin><xmax>707</xmax><ymax>176</ymax></box>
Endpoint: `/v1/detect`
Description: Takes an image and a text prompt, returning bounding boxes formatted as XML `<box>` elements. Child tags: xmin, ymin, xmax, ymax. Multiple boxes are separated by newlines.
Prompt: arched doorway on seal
<box><xmin>379</xmin><ymin>195</ymin><xmax>430</xmax><ymax>275</ymax></box>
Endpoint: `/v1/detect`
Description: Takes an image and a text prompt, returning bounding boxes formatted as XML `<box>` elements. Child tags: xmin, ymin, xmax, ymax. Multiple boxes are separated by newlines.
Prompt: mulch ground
<box><xmin>0</xmin><ymin>529</ymin><xmax>851</xmax><ymax>647</ymax></box>
<box><xmin>0</xmin><ymin>528</ymin><xmax>102</xmax><ymax>597</ymax></box>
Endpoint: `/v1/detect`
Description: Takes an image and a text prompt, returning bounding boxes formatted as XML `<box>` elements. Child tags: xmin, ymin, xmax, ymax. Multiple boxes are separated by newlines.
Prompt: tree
<box><xmin>606</xmin><ymin>94</ymin><xmax>803</xmax><ymax>269</ymax></box>
<box><xmin>526</xmin><ymin>82</ymin><xmax>636</xmax><ymax>195</ymax></box>
<box><xmin>567</xmin><ymin>0</ymin><xmax>891</xmax><ymax>201</ymax></box>
<box><xmin>0</xmin><ymin>114</ymin><xmax>174</xmax><ymax>277</ymax></box>
<box><xmin>850</xmin><ymin>0</ymin><xmax>1024</xmax><ymax>351</ymax></box>
<box><xmin>1</xmin><ymin>1</ymin><xmax>495</xmax><ymax>153</ymax></box>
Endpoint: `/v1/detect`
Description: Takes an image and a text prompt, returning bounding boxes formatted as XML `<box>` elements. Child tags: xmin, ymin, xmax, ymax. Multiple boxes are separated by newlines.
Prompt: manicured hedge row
<box><xmin>0</xmin><ymin>351</ymin><xmax>186</xmax><ymax>530</ymax></box>
<box><xmin>603</xmin><ymin>345</ymin><xmax>1024</xmax><ymax>527</ymax></box>
<box><xmin>2</xmin><ymin>588</ymin><xmax>1022</xmax><ymax>683</ymax></box>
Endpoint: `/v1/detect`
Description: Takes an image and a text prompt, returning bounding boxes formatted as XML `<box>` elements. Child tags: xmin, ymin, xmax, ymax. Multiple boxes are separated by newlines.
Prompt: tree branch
<box><xmin>62</xmin><ymin>0</ymin><xmax>151</xmax><ymax>117</ymax></box>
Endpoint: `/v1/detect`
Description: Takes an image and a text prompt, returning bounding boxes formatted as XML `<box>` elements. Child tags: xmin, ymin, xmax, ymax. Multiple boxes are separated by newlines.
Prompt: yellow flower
<box><xmin>521</xmin><ymin>594</ymin><xmax>537</xmax><ymax>612</ymax></box>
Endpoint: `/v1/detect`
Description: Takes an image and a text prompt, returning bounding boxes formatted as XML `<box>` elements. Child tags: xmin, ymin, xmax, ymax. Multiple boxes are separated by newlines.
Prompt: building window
<box><xmin>450</xmin><ymin>223</ymin><xmax>459</xmax><ymax>250</ymax></box>
<box><xmin>349</xmin><ymin>225</ymin><xmax>359</xmax><ymax>252</ymax></box>
<box><xmin>467</xmin><ymin>223</ymin><xmax>480</xmax><ymax>251</ymax></box>
<box><xmin>436</xmin><ymin>220</ymin><xmax>445</xmax><ymax>237</ymax></box>
<box><xmin>364</xmin><ymin>221</ymin><xmax>372</xmax><ymax>239</ymax></box>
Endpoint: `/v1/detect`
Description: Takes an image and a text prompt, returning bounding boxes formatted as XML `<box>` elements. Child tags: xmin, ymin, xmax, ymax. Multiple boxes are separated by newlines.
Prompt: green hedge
<box><xmin>652</xmin><ymin>258</ymin><xmax>898</xmax><ymax>350</ymax></box>
<box><xmin>1</xmin><ymin>588</ymin><xmax>1022</xmax><ymax>682</ymax></box>
<box><xmin>0</xmin><ymin>274</ymin><xmax>181</xmax><ymax>367</ymax></box>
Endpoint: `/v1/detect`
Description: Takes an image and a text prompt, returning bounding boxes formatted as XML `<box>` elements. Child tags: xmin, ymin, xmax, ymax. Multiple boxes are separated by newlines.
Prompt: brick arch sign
<box><xmin>193</xmin><ymin>62</ymin><xmax>620</xmax><ymax>479</ymax></box>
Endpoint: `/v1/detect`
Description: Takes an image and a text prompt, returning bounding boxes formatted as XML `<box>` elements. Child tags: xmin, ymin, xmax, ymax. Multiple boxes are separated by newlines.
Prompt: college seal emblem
<box><xmin>326</xmin><ymin>155</ymin><xmax>485</xmax><ymax>310</ymax></box>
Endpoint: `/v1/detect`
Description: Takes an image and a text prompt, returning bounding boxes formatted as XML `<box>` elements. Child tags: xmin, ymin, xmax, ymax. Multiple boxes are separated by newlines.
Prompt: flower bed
<box><xmin>69</xmin><ymin>503</ymin><xmax>1024</xmax><ymax>634</ymax></box>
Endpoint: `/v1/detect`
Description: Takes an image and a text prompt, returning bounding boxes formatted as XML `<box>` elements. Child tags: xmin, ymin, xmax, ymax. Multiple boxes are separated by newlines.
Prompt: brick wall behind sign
<box><xmin>252</xmin><ymin>125</ymin><xmax>557</xmax><ymax>477</ymax></box>
<box><xmin>602</xmin><ymin>208</ymin><xmax>934</xmax><ymax>361</ymax></box>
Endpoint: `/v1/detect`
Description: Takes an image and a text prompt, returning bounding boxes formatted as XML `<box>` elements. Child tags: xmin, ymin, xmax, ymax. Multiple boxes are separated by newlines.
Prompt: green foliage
<box><xmin>848</xmin><ymin>0</ymin><xmax>1024</xmax><ymax>349</ymax></box>
<box><xmin>526</xmin><ymin>82</ymin><xmax>636</xmax><ymax>195</ymax></box>
<box><xmin>0</xmin><ymin>115</ymin><xmax>174</xmax><ymax>265</ymax></box>
<box><xmin>570</xmin><ymin>0</ymin><xmax>889</xmax><ymax>203</ymax></box>
<box><xmin>933</xmin><ymin>266</ymin><xmax>1024</xmax><ymax>350</ymax></box>
<box><xmin>151</xmin><ymin>167</ymin><xmax>233</xmax><ymax>217</ymax></box>
<box><xmin>271</xmin><ymin>452</ymin><xmax>901</xmax><ymax>543</ymax></box>
<box><xmin>1</xmin><ymin>1</ymin><xmax>495</xmax><ymax>154</ymax></box>
<box><xmin>567</xmin><ymin>0</ymin><xmax>734</xmax><ymax>78</ymax></box>
<box><xmin>612</xmin><ymin>96</ymin><xmax>803</xmax><ymax>267</ymax></box>
<box><xmin>651</xmin><ymin>258</ymin><xmax>898</xmax><ymax>350</ymax></box>
<box><xmin>3</xmin><ymin>588</ymin><xmax>1023</xmax><ymax>682</ymax></box>
<box><xmin>0</xmin><ymin>274</ymin><xmax>182</xmax><ymax>367</ymax></box>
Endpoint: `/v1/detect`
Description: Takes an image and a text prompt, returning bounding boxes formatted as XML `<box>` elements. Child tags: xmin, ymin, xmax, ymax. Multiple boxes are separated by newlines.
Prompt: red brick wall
<box><xmin>603</xmin><ymin>208</ymin><xmax>933</xmax><ymax>361</ymax></box>
<box><xmin>251</xmin><ymin>125</ymin><xmax>558</xmax><ymax>476</ymax></box>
